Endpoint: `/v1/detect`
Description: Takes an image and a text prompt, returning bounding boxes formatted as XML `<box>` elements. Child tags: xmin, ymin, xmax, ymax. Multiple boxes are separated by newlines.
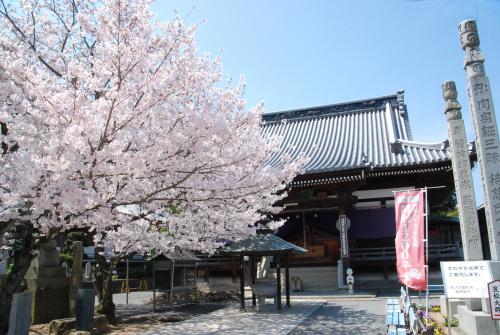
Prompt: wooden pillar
<box><xmin>276</xmin><ymin>255</ymin><xmax>282</xmax><ymax>310</ymax></box>
<box><xmin>231</xmin><ymin>257</ymin><xmax>237</xmax><ymax>283</ymax></box>
<box><xmin>302</xmin><ymin>212</ymin><xmax>307</xmax><ymax>248</ymax></box>
<box><xmin>152</xmin><ymin>269</ymin><xmax>156</xmax><ymax>312</ymax></box>
<box><xmin>170</xmin><ymin>261</ymin><xmax>175</xmax><ymax>310</ymax></box>
<box><xmin>251</xmin><ymin>255</ymin><xmax>256</xmax><ymax>307</ymax></box>
<box><xmin>285</xmin><ymin>254</ymin><xmax>290</xmax><ymax>307</ymax></box>
<box><xmin>204</xmin><ymin>266</ymin><xmax>210</xmax><ymax>283</ymax></box>
<box><xmin>125</xmin><ymin>258</ymin><xmax>129</xmax><ymax>305</ymax></box>
<box><xmin>239</xmin><ymin>254</ymin><xmax>245</xmax><ymax>311</ymax></box>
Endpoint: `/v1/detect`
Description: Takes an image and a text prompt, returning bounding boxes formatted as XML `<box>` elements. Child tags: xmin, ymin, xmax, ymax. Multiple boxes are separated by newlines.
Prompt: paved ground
<box><xmin>112</xmin><ymin>291</ymin><xmax>442</xmax><ymax>335</ymax></box>
<box><xmin>143</xmin><ymin>297</ymin><xmax>399</xmax><ymax>335</ymax></box>
<box><xmin>289</xmin><ymin>299</ymin><xmax>386</xmax><ymax>335</ymax></box>
<box><xmin>145</xmin><ymin>300</ymin><xmax>323</xmax><ymax>335</ymax></box>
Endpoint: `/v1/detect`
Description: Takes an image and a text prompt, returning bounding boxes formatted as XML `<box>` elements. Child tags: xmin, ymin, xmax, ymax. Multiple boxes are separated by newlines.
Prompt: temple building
<box><xmin>259</xmin><ymin>91</ymin><xmax>469</xmax><ymax>290</ymax></box>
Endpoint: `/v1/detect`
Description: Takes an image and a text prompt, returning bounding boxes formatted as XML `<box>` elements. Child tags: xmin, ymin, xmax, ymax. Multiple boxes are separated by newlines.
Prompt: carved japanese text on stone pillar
<box><xmin>442</xmin><ymin>80</ymin><xmax>483</xmax><ymax>260</ymax></box>
<box><xmin>459</xmin><ymin>19</ymin><xmax>500</xmax><ymax>260</ymax></box>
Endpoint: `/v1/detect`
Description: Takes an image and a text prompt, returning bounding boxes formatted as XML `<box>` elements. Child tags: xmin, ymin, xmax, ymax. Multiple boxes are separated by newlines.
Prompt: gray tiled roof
<box><xmin>262</xmin><ymin>92</ymin><xmax>452</xmax><ymax>174</ymax></box>
<box><xmin>222</xmin><ymin>234</ymin><xmax>307</xmax><ymax>255</ymax></box>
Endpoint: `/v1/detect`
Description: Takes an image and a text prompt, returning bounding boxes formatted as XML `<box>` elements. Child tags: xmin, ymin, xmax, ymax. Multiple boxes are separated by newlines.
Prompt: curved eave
<box><xmin>291</xmin><ymin>161</ymin><xmax>453</xmax><ymax>188</ymax></box>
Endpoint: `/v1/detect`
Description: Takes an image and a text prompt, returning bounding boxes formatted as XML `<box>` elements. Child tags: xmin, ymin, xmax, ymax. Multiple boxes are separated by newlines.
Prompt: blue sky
<box><xmin>152</xmin><ymin>0</ymin><xmax>500</xmax><ymax>204</ymax></box>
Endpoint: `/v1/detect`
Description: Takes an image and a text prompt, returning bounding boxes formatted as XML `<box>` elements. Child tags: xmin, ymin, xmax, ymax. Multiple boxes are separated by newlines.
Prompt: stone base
<box><xmin>440</xmin><ymin>295</ymin><xmax>466</xmax><ymax>316</ymax></box>
<box><xmin>456</xmin><ymin>305</ymin><xmax>500</xmax><ymax>335</ymax></box>
<box><xmin>29</xmin><ymin>285</ymin><xmax>69</xmax><ymax>324</ymax></box>
<box><xmin>48</xmin><ymin>315</ymin><xmax>107</xmax><ymax>335</ymax></box>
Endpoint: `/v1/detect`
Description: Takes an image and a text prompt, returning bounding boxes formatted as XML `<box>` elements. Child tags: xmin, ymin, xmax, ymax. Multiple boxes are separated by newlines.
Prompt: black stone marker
<box><xmin>75</xmin><ymin>289</ymin><xmax>96</xmax><ymax>331</ymax></box>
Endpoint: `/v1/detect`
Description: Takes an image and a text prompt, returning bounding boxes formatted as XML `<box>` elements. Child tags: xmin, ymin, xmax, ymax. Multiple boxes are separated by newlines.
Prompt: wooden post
<box><xmin>285</xmin><ymin>254</ymin><xmax>290</xmax><ymax>307</ymax></box>
<box><xmin>125</xmin><ymin>258</ymin><xmax>129</xmax><ymax>305</ymax></box>
<box><xmin>251</xmin><ymin>255</ymin><xmax>256</xmax><ymax>307</ymax></box>
<box><xmin>69</xmin><ymin>241</ymin><xmax>83</xmax><ymax>317</ymax></box>
<box><xmin>231</xmin><ymin>257</ymin><xmax>237</xmax><ymax>283</ymax></box>
<box><xmin>204</xmin><ymin>266</ymin><xmax>210</xmax><ymax>283</ymax></box>
<box><xmin>239</xmin><ymin>254</ymin><xmax>245</xmax><ymax>311</ymax></box>
<box><xmin>302</xmin><ymin>212</ymin><xmax>307</xmax><ymax>248</ymax></box>
<box><xmin>276</xmin><ymin>255</ymin><xmax>282</xmax><ymax>310</ymax></box>
<box><xmin>152</xmin><ymin>269</ymin><xmax>156</xmax><ymax>312</ymax></box>
<box><xmin>170</xmin><ymin>261</ymin><xmax>175</xmax><ymax>310</ymax></box>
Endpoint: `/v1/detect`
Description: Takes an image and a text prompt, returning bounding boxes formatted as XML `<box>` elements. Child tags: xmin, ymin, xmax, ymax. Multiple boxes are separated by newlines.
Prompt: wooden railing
<box><xmin>350</xmin><ymin>243</ymin><xmax>460</xmax><ymax>262</ymax></box>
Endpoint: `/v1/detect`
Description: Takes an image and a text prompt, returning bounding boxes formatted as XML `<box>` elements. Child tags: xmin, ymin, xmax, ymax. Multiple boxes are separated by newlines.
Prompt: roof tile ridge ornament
<box><xmin>397</xmin><ymin>90</ymin><xmax>406</xmax><ymax>117</ymax></box>
<box><xmin>396</xmin><ymin>89</ymin><xmax>414</xmax><ymax>140</ymax></box>
<box><xmin>390</xmin><ymin>139</ymin><xmax>404</xmax><ymax>154</ymax></box>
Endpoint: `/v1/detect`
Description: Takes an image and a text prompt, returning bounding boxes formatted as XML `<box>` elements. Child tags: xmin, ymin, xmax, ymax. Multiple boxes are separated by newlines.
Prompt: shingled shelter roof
<box><xmin>222</xmin><ymin>234</ymin><xmax>307</xmax><ymax>255</ymax></box>
<box><xmin>261</xmin><ymin>91</ymin><xmax>454</xmax><ymax>176</ymax></box>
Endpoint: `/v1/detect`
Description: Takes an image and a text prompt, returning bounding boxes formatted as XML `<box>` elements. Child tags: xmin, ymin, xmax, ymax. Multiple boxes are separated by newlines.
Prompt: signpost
<box><xmin>336</xmin><ymin>215</ymin><xmax>350</xmax><ymax>258</ymax></box>
<box><xmin>488</xmin><ymin>280</ymin><xmax>500</xmax><ymax>320</ymax></box>
<box><xmin>488</xmin><ymin>281</ymin><xmax>500</xmax><ymax>334</ymax></box>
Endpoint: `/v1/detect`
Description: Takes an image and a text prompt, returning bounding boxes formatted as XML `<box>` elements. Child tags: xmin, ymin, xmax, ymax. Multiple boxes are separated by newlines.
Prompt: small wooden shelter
<box><xmin>223</xmin><ymin>233</ymin><xmax>307</xmax><ymax>310</ymax></box>
<box><xmin>152</xmin><ymin>249</ymin><xmax>199</xmax><ymax>312</ymax></box>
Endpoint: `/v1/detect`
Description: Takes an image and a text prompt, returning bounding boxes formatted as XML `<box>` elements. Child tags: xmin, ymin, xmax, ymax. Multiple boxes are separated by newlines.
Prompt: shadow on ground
<box><xmin>289</xmin><ymin>301</ymin><xmax>386</xmax><ymax>335</ymax></box>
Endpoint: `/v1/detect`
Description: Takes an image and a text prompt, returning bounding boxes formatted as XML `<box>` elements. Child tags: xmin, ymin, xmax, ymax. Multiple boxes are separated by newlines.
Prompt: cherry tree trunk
<box><xmin>92</xmin><ymin>248</ymin><xmax>116</xmax><ymax>323</ymax></box>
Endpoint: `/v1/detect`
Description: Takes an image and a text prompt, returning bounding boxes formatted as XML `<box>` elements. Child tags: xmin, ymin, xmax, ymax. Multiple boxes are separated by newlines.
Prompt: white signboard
<box><xmin>441</xmin><ymin>261</ymin><xmax>493</xmax><ymax>298</ymax></box>
<box><xmin>488</xmin><ymin>280</ymin><xmax>500</xmax><ymax>320</ymax></box>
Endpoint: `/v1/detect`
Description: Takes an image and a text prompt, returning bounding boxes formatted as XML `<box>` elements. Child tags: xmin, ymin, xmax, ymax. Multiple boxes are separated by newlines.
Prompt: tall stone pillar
<box><xmin>336</xmin><ymin>210</ymin><xmax>351</xmax><ymax>288</ymax></box>
<box><xmin>459</xmin><ymin>20</ymin><xmax>500</xmax><ymax>260</ymax></box>
<box><xmin>442</xmin><ymin>81</ymin><xmax>483</xmax><ymax>261</ymax></box>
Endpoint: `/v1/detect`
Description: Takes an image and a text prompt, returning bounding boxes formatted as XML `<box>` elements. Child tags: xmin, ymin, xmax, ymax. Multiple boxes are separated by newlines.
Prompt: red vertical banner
<box><xmin>394</xmin><ymin>190</ymin><xmax>426</xmax><ymax>290</ymax></box>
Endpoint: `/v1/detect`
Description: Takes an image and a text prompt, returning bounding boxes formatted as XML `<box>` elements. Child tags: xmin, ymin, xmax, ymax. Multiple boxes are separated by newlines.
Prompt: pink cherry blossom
<box><xmin>0</xmin><ymin>0</ymin><xmax>304</xmax><ymax>257</ymax></box>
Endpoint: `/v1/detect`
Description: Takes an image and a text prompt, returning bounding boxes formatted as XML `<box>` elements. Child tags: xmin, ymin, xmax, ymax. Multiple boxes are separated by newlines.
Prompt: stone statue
<box><xmin>442</xmin><ymin>81</ymin><xmax>462</xmax><ymax>120</ymax></box>
<box><xmin>346</xmin><ymin>268</ymin><xmax>354</xmax><ymax>295</ymax></box>
<box><xmin>459</xmin><ymin>20</ymin><xmax>480</xmax><ymax>50</ymax></box>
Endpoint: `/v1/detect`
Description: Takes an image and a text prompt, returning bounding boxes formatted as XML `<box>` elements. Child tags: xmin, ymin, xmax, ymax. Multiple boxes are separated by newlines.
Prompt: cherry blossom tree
<box><xmin>0</xmin><ymin>0</ymin><xmax>302</xmax><ymax>324</ymax></box>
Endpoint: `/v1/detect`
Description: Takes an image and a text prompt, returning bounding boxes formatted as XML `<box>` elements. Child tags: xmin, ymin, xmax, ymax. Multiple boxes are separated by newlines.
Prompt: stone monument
<box><xmin>0</xmin><ymin>249</ymin><xmax>8</xmax><ymax>276</ymax></box>
<box><xmin>69</xmin><ymin>242</ymin><xmax>84</xmax><ymax>317</ymax></box>
<box><xmin>336</xmin><ymin>214</ymin><xmax>351</xmax><ymax>288</ymax></box>
<box><xmin>459</xmin><ymin>19</ymin><xmax>500</xmax><ymax>260</ymax></box>
<box><xmin>442</xmin><ymin>80</ymin><xmax>483</xmax><ymax>261</ymax></box>
<box><xmin>75</xmin><ymin>289</ymin><xmax>96</xmax><ymax>332</ymax></box>
<box><xmin>7</xmin><ymin>292</ymin><xmax>32</xmax><ymax>335</ymax></box>
<box><xmin>25</xmin><ymin>239</ymin><xmax>69</xmax><ymax>324</ymax></box>
<box><xmin>84</xmin><ymin>262</ymin><xmax>92</xmax><ymax>280</ymax></box>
